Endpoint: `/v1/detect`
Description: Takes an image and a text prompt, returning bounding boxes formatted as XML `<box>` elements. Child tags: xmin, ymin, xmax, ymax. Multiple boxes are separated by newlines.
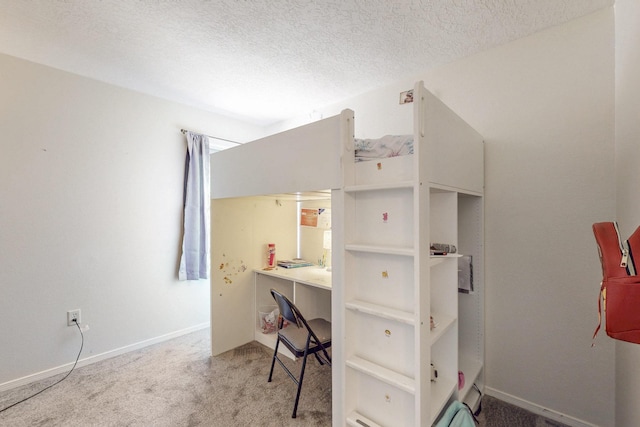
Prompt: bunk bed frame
<box><xmin>210</xmin><ymin>81</ymin><xmax>484</xmax><ymax>426</ymax></box>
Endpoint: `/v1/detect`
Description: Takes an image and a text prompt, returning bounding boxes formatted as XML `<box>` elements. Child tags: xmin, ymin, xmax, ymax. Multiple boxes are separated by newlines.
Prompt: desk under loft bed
<box><xmin>210</xmin><ymin>81</ymin><xmax>484</xmax><ymax>426</ymax></box>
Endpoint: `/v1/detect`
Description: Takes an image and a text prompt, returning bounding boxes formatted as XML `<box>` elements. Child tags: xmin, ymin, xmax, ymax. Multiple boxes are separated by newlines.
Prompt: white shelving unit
<box><xmin>339</xmin><ymin>82</ymin><xmax>483</xmax><ymax>426</ymax></box>
<box><xmin>210</xmin><ymin>82</ymin><xmax>483</xmax><ymax>426</ymax></box>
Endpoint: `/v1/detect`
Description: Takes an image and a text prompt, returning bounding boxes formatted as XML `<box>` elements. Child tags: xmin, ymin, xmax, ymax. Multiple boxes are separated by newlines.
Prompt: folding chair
<box><xmin>267</xmin><ymin>288</ymin><xmax>331</xmax><ymax>418</ymax></box>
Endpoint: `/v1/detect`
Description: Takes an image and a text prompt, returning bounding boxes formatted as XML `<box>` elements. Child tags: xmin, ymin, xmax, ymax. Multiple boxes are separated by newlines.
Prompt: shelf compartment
<box><xmin>430</xmin><ymin>376</ymin><xmax>457</xmax><ymax>424</ymax></box>
<box><xmin>430</xmin><ymin>258</ymin><xmax>459</xmax><ymax>316</ymax></box>
<box><xmin>254</xmin><ymin>274</ymin><xmax>293</xmax><ymax>309</ymax></box>
<box><xmin>253</xmin><ymin>327</ymin><xmax>295</xmax><ymax>360</ymax></box>
<box><xmin>462</xmin><ymin>382</ymin><xmax>483</xmax><ymax>415</ymax></box>
<box><xmin>429</xmin><ymin>254</ymin><xmax>463</xmax><ymax>269</ymax></box>
<box><xmin>346</xmin><ymin>300</ymin><xmax>415</xmax><ymax>325</ymax></box>
<box><xmin>430</xmin><ymin>257</ymin><xmax>446</xmax><ymax>268</ymax></box>
<box><xmin>430</xmin><ymin>312</ymin><xmax>456</xmax><ymax>346</ymax></box>
<box><xmin>429</xmin><ymin>190</ymin><xmax>458</xmax><ymax>246</ymax></box>
<box><xmin>458</xmin><ymin>356</ymin><xmax>483</xmax><ymax>402</ymax></box>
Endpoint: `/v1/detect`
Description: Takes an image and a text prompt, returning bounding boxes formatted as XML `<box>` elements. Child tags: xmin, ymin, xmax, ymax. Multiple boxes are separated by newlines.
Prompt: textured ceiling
<box><xmin>0</xmin><ymin>0</ymin><xmax>612</xmax><ymax>125</ymax></box>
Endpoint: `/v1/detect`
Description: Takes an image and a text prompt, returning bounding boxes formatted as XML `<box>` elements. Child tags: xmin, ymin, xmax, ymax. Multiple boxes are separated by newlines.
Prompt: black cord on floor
<box><xmin>0</xmin><ymin>319</ymin><xmax>84</xmax><ymax>414</ymax></box>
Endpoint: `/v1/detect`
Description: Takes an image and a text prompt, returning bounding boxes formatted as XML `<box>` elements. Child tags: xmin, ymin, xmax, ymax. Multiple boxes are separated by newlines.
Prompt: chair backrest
<box><xmin>270</xmin><ymin>289</ymin><xmax>304</xmax><ymax>328</ymax></box>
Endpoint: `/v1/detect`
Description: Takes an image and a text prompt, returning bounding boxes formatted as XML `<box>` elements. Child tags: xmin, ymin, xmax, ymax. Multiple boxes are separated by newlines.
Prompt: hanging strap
<box><xmin>623</xmin><ymin>239</ymin><xmax>636</xmax><ymax>275</ymax></box>
<box><xmin>592</xmin><ymin>282</ymin><xmax>605</xmax><ymax>346</ymax></box>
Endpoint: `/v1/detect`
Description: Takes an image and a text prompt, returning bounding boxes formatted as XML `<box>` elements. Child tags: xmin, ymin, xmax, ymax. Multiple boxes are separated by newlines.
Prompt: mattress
<box><xmin>354</xmin><ymin>135</ymin><xmax>414</xmax><ymax>162</ymax></box>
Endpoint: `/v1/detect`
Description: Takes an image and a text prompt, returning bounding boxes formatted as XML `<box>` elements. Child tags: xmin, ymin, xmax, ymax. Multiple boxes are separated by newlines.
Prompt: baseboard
<box><xmin>484</xmin><ymin>387</ymin><xmax>600</xmax><ymax>427</ymax></box>
<box><xmin>0</xmin><ymin>322</ymin><xmax>210</xmax><ymax>393</ymax></box>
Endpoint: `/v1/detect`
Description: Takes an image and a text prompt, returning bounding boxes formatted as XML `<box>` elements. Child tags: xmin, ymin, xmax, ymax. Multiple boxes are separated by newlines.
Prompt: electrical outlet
<box><xmin>67</xmin><ymin>309</ymin><xmax>81</xmax><ymax>326</ymax></box>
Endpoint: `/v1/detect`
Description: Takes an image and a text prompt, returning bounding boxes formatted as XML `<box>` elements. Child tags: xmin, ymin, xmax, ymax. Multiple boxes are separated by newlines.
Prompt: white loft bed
<box><xmin>210</xmin><ymin>81</ymin><xmax>484</xmax><ymax>427</ymax></box>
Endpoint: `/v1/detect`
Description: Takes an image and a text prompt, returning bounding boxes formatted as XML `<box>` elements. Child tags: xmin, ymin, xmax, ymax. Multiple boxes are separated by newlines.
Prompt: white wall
<box><xmin>0</xmin><ymin>53</ymin><xmax>265</xmax><ymax>389</ymax></box>
<box><xmin>299</xmin><ymin>200</ymin><xmax>333</xmax><ymax>266</ymax></box>
<box><xmin>434</xmin><ymin>11</ymin><xmax>615</xmax><ymax>427</ymax></box>
<box><xmin>614</xmin><ymin>1</ymin><xmax>640</xmax><ymax>425</ymax></box>
<box><xmin>210</xmin><ymin>196</ymin><xmax>299</xmax><ymax>355</ymax></box>
<box><xmin>271</xmin><ymin>8</ymin><xmax>616</xmax><ymax>427</ymax></box>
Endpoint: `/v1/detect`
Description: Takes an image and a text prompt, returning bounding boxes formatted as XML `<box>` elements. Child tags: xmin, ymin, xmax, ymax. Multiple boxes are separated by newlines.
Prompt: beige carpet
<box><xmin>0</xmin><ymin>328</ymin><xmax>566</xmax><ymax>426</ymax></box>
<box><xmin>0</xmin><ymin>329</ymin><xmax>331</xmax><ymax>426</ymax></box>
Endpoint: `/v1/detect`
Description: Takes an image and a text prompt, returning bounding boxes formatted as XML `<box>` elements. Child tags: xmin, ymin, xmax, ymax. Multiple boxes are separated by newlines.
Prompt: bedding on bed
<box><xmin>354</xmin><ymin>135</ymin><xmax>414</xmax><ymax>162</ymax></box>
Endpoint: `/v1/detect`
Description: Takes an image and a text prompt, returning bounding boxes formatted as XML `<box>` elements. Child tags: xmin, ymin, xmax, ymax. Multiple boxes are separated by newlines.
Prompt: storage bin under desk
<box><xmin>254</xmin><ymin>267</ymin><xmax>331</xmax><ymax>358</ymax></box>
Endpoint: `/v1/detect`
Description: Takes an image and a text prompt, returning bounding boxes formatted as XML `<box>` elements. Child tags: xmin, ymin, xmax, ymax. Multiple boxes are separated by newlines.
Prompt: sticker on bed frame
<box><xmin>399</xmin><ymin>89</ymin><xmax>414</xmax><ymax>104</ymax></box>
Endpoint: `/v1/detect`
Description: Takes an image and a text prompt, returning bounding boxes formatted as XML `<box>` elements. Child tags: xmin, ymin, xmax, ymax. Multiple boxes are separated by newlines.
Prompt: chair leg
<box><xmin>291</xmin><ymin>350</ymin><xmax>309</xmax><ymax>418</ymax></box>
<box><xmin>268</xmin><ymin>338</ymin><xmax>280</xmax><ymax>382</ymax></box>
<box><xmin>313</xmin><ymin>352</ymin><xmax>325</xmax><ymax>365</ymax></box>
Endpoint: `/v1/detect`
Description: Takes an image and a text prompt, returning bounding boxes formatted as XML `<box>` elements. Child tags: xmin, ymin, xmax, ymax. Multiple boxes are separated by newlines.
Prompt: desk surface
<box><xmin>255</xmin><ymin>266</ymin><xmax>332</xmax><ymax>290</ymax></box>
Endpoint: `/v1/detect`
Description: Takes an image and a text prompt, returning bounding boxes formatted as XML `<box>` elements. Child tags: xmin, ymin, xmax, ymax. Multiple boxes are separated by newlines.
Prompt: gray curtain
<box><xmin>179</xmin><ymin>132</ymin><xmax>210</xmax><ymax>280</ymax></box>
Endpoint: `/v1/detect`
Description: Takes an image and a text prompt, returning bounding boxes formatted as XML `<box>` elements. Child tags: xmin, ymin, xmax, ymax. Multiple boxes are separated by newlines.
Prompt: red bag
<box><xmin>592</xmin><ymin>222</ymin><xmax>640</xmax><ymax>344</ymax></box>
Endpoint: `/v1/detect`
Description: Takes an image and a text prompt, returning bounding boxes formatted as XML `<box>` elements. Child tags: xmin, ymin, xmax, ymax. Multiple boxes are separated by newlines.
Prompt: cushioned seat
<box><xmin>278</xmin><ymin>318</ymin><xmax>331</xmax><ymax>356</ymax></box>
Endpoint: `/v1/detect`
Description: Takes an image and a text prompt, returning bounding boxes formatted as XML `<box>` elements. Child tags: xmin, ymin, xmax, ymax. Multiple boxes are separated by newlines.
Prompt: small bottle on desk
<box><xmin>266</xmin><ymin>243</ymin><xmax>276</xmax><ymax>269</ymax></box>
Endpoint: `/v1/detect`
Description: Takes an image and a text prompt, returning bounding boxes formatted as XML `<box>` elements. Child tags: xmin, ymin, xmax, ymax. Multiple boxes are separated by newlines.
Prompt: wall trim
<box><xmin>485</xmin><ymin>387</ymin><xmax>600</xmax><ymax>427</ymax></box>
<box><xmin>0</xmin><ymin>323</ymin><xmax>210</xmax><ymax>393</ymax></box>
